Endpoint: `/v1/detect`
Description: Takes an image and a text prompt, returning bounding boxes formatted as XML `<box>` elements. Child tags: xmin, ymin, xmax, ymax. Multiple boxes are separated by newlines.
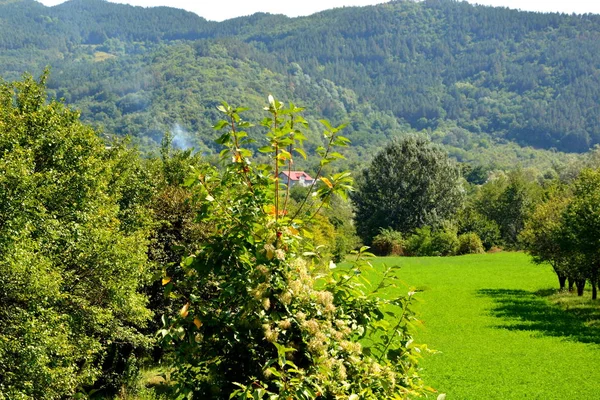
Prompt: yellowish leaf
<box><xmin>193</xmin><ymin>317</ymin><xmax>202</xmax><ymax>329</ymax></box>
<box><xmin>266</xmin><ymin>248</ymin><xmax>275</xmax><ymax>260</ymax></box>
<box><xmin>180</xmin><ymin>303</ymin><xmax>190</xmax><ymax>318</ymax></box>
<box><xmin>265</xmin><ymin>204</ymin><xmax>276</xmax><ymax>216</ymax></box>
<box><xmin>320</xmin><ymin>177</ymin><xmax>333</xmax><ymax>188</ymax></box>
<box><xmin>162</xmin><ymin>276</ymin><xmax>171</xmax><ymax>286</ymax></box>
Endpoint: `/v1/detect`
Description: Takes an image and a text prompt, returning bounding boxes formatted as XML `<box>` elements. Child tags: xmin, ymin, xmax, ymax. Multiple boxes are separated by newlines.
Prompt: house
<box><xmin>278</xmin><ymin>171</ymin><xmax>315</xmax><ymax>188</ymax></box>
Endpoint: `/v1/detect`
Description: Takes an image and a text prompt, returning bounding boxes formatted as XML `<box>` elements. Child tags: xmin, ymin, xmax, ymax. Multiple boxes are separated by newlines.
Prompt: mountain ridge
<box><xmin>1</xmin><ymin>0</ymin><xmax>599</xmax><ymax>165</ymax></box>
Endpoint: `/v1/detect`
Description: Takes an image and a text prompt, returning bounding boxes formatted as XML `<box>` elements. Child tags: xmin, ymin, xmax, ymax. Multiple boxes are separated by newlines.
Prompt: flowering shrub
<box><xmin>160</xmin><ymin>97</ymin><xmax>433</xmax><ymax>399</ymax></box>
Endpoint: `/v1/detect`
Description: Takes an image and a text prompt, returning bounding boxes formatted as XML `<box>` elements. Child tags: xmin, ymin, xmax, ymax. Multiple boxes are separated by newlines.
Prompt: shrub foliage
<box><xmin>457</xmin><ymin>233</ymin><xmax>485</xmax><ymax>255</ymax></box>
<box><xmin>0</xmin><ymin>73</ymin><xmax>152</xmax><ymax>398</ymax></box>
<box><xmin>160</xmin><ymin>98</ymin><xmax>432</xmax><ymax>399</ymax></box>
<box><xmin>371</xmin><ymin>228</ymin><xmax>404</xmax><ymax>256</ymax></box>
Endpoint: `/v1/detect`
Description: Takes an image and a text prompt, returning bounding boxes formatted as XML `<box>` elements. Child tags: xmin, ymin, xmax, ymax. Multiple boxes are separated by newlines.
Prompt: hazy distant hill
<box><xmin>0</xmin><ymin>0</ymin><xmax>211</xmax><ymax>49</ymax></box>
<box><xmin>1</xmin><ymin>0</ymin><xmax>599</xmax><ymax>167</ymax></box>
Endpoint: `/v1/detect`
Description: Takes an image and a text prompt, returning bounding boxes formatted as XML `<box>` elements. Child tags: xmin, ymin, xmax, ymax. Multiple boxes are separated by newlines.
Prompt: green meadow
<box><xmin>368</xmin><ymin>253</ymin><xmax>600</xmax><ymax>399</ymax></box>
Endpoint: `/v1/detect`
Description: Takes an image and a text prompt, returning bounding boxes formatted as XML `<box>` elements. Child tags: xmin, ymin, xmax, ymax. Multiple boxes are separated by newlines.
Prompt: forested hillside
<box><xmin>2</xmin><ymin>0</ymin><xmax>600</xmax><ymax>162</ymax></box>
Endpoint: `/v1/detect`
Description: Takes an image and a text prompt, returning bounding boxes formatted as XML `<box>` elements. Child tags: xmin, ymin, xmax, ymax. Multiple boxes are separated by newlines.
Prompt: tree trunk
<box><xmin>568</xmin><ymin>277</ymin><xmax>575</xmax><ymax>292</ymax></box>
<box><xmin>592</xmin><ymin>267</ymin><xmax>599</xmax><ymax>300</ymax></box>
<box><xmin>558</xmin><ymin>274</ymin><xmax>567</xmax><ymax>291</ymax></box>
<box><xmin>577</xmin><ymin>279</ymin><xmax>586</xmax><ymax>296</ymax></box>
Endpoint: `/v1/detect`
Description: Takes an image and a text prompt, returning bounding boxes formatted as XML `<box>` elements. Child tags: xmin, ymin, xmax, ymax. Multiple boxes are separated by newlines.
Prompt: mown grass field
<box><xmin>368</xmin><ymin>253</ymin><xmax>600</xmax><ymax>400</ymax></box>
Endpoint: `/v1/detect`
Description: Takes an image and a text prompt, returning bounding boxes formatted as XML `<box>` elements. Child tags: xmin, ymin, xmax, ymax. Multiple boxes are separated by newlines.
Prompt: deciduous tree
<box><xmin>520</xmin><ymin>188</ymin><xmax>573</xmax><ymax>290</ymax></box>
<box><xmin>161</xmin><ymin>98</ymin><xmax>432</xmax><ymax>399</ymax></box>
<box><xmin>562</xmin><ymin>169</ymin><xmax>600</xmax><ymax>300</ymax></box>
<box><xmin>352</xmin><ymin>136</ymin><xmax>465</xmax><ymax>243</ymax></box>
<box><xmin>0</xmin><ymin>73</ymin><xmax>152</xmax><ymax>398</ymax></box>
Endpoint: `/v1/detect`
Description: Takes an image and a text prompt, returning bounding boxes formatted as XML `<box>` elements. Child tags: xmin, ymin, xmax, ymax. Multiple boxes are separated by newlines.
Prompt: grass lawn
<box><xmin>368</xmin><ymin>252</ymin><xmax>600</xmax><ymax>399</ymax></box>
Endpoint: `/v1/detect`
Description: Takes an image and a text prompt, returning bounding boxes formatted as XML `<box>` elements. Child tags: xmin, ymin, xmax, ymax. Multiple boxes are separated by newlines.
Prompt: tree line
<box><xmin>352</xmin><ymin>133</ymin><xmax>600</xmax><ymax>301</ymax></box>
<box><xmin>521</xmin><ymin>168</ymin><xmax>600</xmax><ymax>299</ymax></box>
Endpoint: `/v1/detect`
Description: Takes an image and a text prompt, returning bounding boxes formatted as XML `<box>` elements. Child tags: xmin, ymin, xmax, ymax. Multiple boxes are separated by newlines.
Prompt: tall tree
<box><xmin>474</xmin><ymin>169</ymin><xmax>540</xmax><ymax>248</ymax></box>
<box><xmin>562</xmin><ymin>169</ymin><xmax>600</xmax><ymax>300</ymax></box>
<box><xmin>352</xmin><ymin>136</ymin><xmax>465</xmax><ymax>243</ymax></box>
<box><xmin>0</xmin><ymin>73</ymin><xmax>152</xmax><ymax>398</ymax></box>
<box><xmin>520</xmin><ymin>188</ymin><xmax>573</xmax><ymax>290</ymax></box>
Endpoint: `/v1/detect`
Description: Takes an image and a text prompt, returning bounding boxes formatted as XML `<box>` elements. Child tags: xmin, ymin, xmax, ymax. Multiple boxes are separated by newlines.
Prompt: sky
<box><xmin>37</xmin><ymin>0</ymin><xmax>600</xmax><ymax>21</ymax></box>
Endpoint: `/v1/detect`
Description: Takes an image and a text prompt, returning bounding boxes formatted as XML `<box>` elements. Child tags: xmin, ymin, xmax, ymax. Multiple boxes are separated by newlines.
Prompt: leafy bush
<box><xmin>332</xmin><ymin>227</ymin><xmax>362</xmax><ymax>262</ymax></box>
<box><xmin>431</xmin><ymin>226</ymin><xmax>459</xmax><ymax>256</ymax></box>
<box><xmin>288</xmin><ymin>180</ymin><xmax>360</xmax><ymax>262</ymax></box>
<box><xmin>404</xmin><ymin>225</ymin><xmax>459</xmax><ymax>256</ymax></box>
<box><xmin>371</xmin><ymin>228</ymin><xmax>404</xmax><ymax>256</ymax></box>
<box><xmin>471</xmin><ymin>170</ymin><xmax>542</xmax><ymax>249</ymax></box>
<box><xmin>458</xmin><ymin>206</ymin><xmax>502</xmax><ymax>250</ymax></box>
<box><xmin>325</xmin><ymin>196</ymin><xmax>362</xmax><ymax>262</ymax></box>
<box><xmin>472</xmin><ymin>218</ymin><xmax>502</xmax><ymax>251</ymax></box>
<box><xmin>160</xmin><ymin>98</ymin><xmax>433</xmax><ymax>399</ymax></box>
<box><xmin>404</xmin><ymin>227</ymin><xmax>434</xmax><ymax>256</ymax></box>
<box><xmin>457</xmin><ymin>233</ymin><xmax>485</xmax><ymax>255</ymax></box>
<box><xmin>0</xmin><ymin>73</ymin><xmax>152</xmax><ymax>398</ymax></box>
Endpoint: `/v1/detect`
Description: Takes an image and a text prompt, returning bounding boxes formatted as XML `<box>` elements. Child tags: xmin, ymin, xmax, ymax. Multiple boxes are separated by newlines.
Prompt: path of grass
<box><xmin>370</xmin><ymin>253</ymin><xmax>600</xmax><ymax>399</ymax></box>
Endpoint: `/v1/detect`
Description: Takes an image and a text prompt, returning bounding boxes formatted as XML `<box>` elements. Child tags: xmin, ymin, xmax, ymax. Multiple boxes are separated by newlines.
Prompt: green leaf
<box><xmin>164</xmin><ymin>282</ymin><xmax>173</xmax><ymax>298</ymax></box>
<box><xmin>215</xmin><ymin>132</ymin><xmax>231</xmax><ymax>144</ymax></box>
<box><xmin>183</xmin><ymin>256</ymin><xmax>195</xmax><ymax>267</ymax></box>
<box><xmin>319</xmin><ymin>119</ymin><xmax>333</xmax><ymax>131</ymax></box>
<box><xmin>294</xmin><ymin>148</ymin><xmax>307</xmax><ymax>160</ymax></box>
<box><xmin>213</xmin><ymin>120</ymin><xmax>229</xmax><ymax>130</ymax></box>
<box><xmin>183</xmin><ymin>175</ymin><xmax>197</xmax><ymax>187</ymax></box>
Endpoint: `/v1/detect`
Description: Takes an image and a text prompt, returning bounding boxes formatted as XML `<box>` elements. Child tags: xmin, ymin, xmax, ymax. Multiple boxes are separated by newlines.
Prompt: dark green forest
<box><xmin>1</xmin><ymin>0</ymin><xmax>600</xmax><ymax>166</ymax></box>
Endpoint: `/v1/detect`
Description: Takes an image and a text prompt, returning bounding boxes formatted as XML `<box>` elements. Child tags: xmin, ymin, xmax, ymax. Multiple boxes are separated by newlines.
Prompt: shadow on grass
<box><xmin>477</xmin><ymin>288</ymin><xmax>600</xmax><ymax>345</ymax></box>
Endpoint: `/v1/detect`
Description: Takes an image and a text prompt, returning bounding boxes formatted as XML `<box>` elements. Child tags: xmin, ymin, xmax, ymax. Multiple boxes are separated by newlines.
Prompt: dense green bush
<box><xmin>160</xmin><ymin>98</ymin><xmax>432</xmax><ymax>399</ymax></box>
<box><xmin>431</xmin><ymin>226</ymin><xmax>460</xmax><ymax>256</ymax></box>
<box><xmin>332</xmin><ymin>229</ymin><xmax>361</xmax><ymax>261</ymax></box>
<box><xmin>0</xmin><ymin>73</ymin><xmax>152</xmax><ymax>398</ymax></box>
<box><xmin>371</xmin><ymin>228</ymin><xmax>404</xmax><ymax>256</ymax></box>
<box><xmin>404</xmin><ymin>226</ymin><xmax>460</xmax><ymax>257</ymax></box>
<box><xmin>472</xmin><ymin>170</ymin><xmax>541</xmax><ymax>249</ymax></box>
<box><xmin>470</xmin><ymin>217</ymin><xmax>502</xmax><ymax>251</ymax></box>
<box><xmin>404</xmin><ymin>227</ymin><xmax>434</xmax><ymax>257</ymax></box>
<box><xmin>288</xmin><ymin>178</ymin><xmax>360</xmax><ymax>262</ymax></box>
<box><xmin>457</xmin><ymin>233</ymin><xmax>485</xmax><ymax>255</ymax></box>
<box><xmin>457</xmin><ymin>205</ymin><xmax>502</xmax><ymax>250</ymax></box>
<box><xmin>326</xmin><ymin>197</ymin><xmax>362</xmax><ymax>262</ymax></box>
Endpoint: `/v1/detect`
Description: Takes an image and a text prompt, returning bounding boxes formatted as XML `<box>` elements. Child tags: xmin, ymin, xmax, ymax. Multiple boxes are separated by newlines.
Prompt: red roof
<box><xmin>280</xmin><ymin>171</ymin><xmax>314</xmax><ymax>181</ymax></box>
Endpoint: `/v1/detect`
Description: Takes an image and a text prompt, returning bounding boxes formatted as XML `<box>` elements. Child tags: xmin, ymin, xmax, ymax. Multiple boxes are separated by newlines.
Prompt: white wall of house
<box><xmin>278</xmin><ymin>172</ymin><xmax>314</xmax><ymax>187</ymax></box>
